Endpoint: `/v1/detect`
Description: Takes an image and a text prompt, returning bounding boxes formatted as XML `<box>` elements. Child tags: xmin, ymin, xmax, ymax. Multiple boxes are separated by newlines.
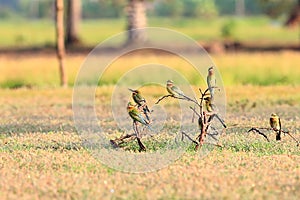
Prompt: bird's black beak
<box><xmin>128</xmin><ymin>88</ymin><xmax>135</xmax><ymax>92</ymax></box>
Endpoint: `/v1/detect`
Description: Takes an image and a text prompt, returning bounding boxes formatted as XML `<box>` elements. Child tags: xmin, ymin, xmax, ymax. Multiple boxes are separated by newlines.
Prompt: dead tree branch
<box><xmin>181</xmin><ymin>131</ymin><xmax>199</xmax><ymax>145</ymax></box>
<box><xmin>247</xmin><ymin>126</ymin><xmax>299</xmax><ymax>146</ymax></box>
<box><xmin>110</xmin><ymin>133</ymin><xmax>136</xmax><ymax>148</ymax></box>
<box><xmin>248</xmin><ymin>128</ymin><xmax>270</xmax><ymax>142</ymax></box>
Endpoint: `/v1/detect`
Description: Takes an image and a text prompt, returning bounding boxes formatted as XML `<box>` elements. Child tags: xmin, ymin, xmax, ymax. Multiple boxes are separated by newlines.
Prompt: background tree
<box><xmin>55</xmin><ymin>0</ymin><xmax>67</xmax><ymax>87</ymax></box>
<box><xmin>126</xmin><ymin>0</ymin><xmax>147</xmax><ymax>45</ymax></box>
<box><xmin>66</xmin><ymin>0</ymin><xmax>81</xmax><ymax>45</ymax></box>
<box><xmin>154</xmin><ymin>0</ymin><xmax>184</xmax><ymax>18</ymax></box>
<box><xmin>258</xmin><ymin>0</ymin><xmax>296</xmax><ymax>19</ymax></box>
<box><xmin>285</xmin><ymin>0</ymin><xmax>300</xmax><ymax>27</ymax></box>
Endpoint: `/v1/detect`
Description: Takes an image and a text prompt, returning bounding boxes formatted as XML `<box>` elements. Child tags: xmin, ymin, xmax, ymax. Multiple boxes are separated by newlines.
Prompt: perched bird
<box><xmin>127</xmin><ymin>102</ymin><xmax>152</xmax><ymax>131</ymax></box>
<box><xmin>203</xmin><ymin>96</ymin><xmax>215</xmax><ymax>113</ymax></box>
<box><xmin>127</xmin><ymin>102</ymin><xmax>150</xmax><ymax>152</ymax></box>
<box><xmin>207</xmin><ymin>66</ymin><xmax>216</xmax><ymax>100</ymax></box>
<box><xmin>203</xmin><ymin>96</ymin><xmax>226</xmax><ymax>128</ymax></box>
<box><xmin>129</xmin><ymin>88</ymin><xmax>150</xmax><ymax>121</ymax></box>
<box><xmin>166</xmin><ymin>80</ymin><xmax>185</xmax><ymax>97</ymax></box>
<box><xmin>270</xmin><ymin>113</ymin><xmax>281</xmax><ymax>140</ymax></box>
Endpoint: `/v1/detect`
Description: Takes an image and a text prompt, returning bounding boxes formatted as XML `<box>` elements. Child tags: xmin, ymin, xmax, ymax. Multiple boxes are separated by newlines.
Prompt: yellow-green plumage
<box><xmin>127</xmin><ymin>102</ymin><xmax>148</xmax><ymax>125</ymax></box>
<box><xmin>166</xmin><ymin>80</ymin><xmax>184</xmax><ymax>97</ymax></box>
<box><xmin>270</xmin><ymin>113</ymin><xmax>281</xmax><ymax>140</ymax></box>
<box><xmin>204</xmin><ymin>96</ymin><xmax>215</xmax><ymax>112</ymax></box>
<box><xmin>130</xmin><ymin>89</ymin><xmax>150</xmax><ymax>113</ymax></box>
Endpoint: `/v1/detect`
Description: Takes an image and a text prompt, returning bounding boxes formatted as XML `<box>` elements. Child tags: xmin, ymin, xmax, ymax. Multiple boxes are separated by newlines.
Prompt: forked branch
<box><xmin>248</xmin><ymin>128</ymin><xmax>270</xmax><ymax>142</ymax></box>
<box><xmin>247</xmin><ymin>127</ymin><xmax>299</xmax><ymax>146</ymax></box>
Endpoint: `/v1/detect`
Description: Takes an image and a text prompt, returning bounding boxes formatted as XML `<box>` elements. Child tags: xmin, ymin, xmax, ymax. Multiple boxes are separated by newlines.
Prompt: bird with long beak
<box><xmin>127</xmin><ymin>102</ymin><xmax>151</xmax><ymax>127</ymax></box>
<box><xmin>270</xmin><ymin>113</ymin><xmax>281</xmax><ymax>140</ymax></box>
<box><xmin>166</xmin><ymin>80</ymin><xmax>185</xmax><ymax>98</ymax></box>
<box><xmin>203</xmin><ymin>96</ymin><xmax>216</xmax><ymax>113</ymax></box>
<box><xmin>127</xmin><ymin>102</ymin><xmax>153</xmax><ymax>151</ymax></box>
<box><xmin>128</xmin><ymin>88</ymin><xmax>150</xmax><ymax>121</ymax></box>
<box><xmin>203</xmin><ymin>96</ymin><xmax>226</xmax><ymax>128</ymax></box>
<box><xmin>207</xmin><ymin>66</ymin><xmax>216</xmax><ymax>100</ymax></box>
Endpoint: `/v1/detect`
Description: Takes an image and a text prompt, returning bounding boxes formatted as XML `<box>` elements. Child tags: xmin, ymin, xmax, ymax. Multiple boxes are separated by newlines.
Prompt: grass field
<box><xmin>0</xmin><ymin>85</ymin><xmax>300</xmax><ymax>199</ymax></box>
<box><xmin>1</xmin><ymin>51</ymin><xmax>300</xmax><ymax>88</ymax></box>
<box><xmin>1</xmin><ymin>16</ymin><xmax>300</xmax><ymax>198</ymax></box>
<box><xmin>0</xmin><ymin>16</ymin><xmax>298</xmax><ymax>48</ymax></box>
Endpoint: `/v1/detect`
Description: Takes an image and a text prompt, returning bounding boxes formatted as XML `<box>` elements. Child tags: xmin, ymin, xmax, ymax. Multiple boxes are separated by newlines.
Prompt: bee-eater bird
<box><xmin>127</xmin><ymin>102</ymin><xmax>148</xmax><ymax>125</ymax></box>
<box><xmin>207</xmin><ymin>66</ymin><xmax>216</xmax><ymax>100</ymax></box>
<box><xmin>203</xmin><ymin>96</ymin><xmax>215</xmax><ymax>112</ymax></box>
<box><xmin>203</xmin><ymin>96</ymin><xmax>226</xmax><ymax>128</ymax></box>
<box><xmin>127</xmin><ymin>102</ymin><xmax>152</xmax><ymax>130</ymax></box>
<box><xmin>128</xmin><ymin>88</ymin><xmax>150</xmax><ymax>121</ymax></box>
<box><xmin>270</xmin><ymin>113</ymin><xmax>281</xmax><ymax>140</ymax></box>
<box><xmin>166</xmin><ymin>80</ymin><xmax>185</xmax><ymax>98</ymax></box>
<box><xmin>127</xmin><ymin>102</ymin><xmax>151</xmax><ymax>151</ymax></box>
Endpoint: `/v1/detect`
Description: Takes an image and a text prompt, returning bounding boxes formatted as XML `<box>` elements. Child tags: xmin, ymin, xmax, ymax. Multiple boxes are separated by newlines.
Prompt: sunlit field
<box><xmin>1</xmin><ymin>15</ymin><xmax>300</xmax><ymax>199</ymax></box>
<box><xmin>1</xmin><ymin>51</ymin><xmax>299</xmax><ymax>88</ymax></box>
<box><xmin>1</xmin><ymin>84</ymin><xmax>300</xmax><ymax>199</ymax></box>
<box><xmin>1</xmin><ymin>51</ymin><xmax>300</xmax><ymax>199</ymax></box>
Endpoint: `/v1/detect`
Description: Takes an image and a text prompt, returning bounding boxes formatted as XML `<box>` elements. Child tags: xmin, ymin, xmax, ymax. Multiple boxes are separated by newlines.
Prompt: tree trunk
<box><xmin>235</xmin><ymin>0</ymin><xmax>245</xmax><ymax>16</ymax></box>
<box><xmin>55</xmin><ymin>0</ymin><xmax>67</xmax><ymax>87</ymax></box>
<box><xmin>126</xmin><ymin>0</ymin><xmax>147</xmax><ymax>45</ymax></box>
<box><xmin>285</xmin><ymin>0</ymin><xmax>300</xmax><ymax>27</ymax></box>
<box><xmin>66</xmin><ymin>0</ymin><xmax>81</xmax><ymax>45</ymax></box>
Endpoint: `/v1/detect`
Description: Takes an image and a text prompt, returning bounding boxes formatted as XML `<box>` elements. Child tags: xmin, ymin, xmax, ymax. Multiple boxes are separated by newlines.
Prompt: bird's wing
<box><xmin>130</xmin><ymin>110</ymin><xmax>147</xmax><ymax>125</ymax></box>
<box><xmin>172</xmin><ymin>85</ymin><xmax>184</xmax><ymax>95</ymax></box>
<box><xmin>211</xmin><ymin>103</ymin><xmax>217</xmax><ymax>111</ymax></box>
<box><xmin>207</xmin><ymin>76</ymin><xmax>211</xmax><ymax>87</ymax></box>
<box><xmin>137</xmin><ymin>94</ymin><xmax>146</xmax><ymax>103</ymax></box>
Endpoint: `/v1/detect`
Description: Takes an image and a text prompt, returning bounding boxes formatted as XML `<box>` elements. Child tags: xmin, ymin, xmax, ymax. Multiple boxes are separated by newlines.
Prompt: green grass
<box><xmin>0</xmin><ymin>16</ymin><xmax>298</xmax><ymax>48</ymax></box>
<box><xmin>1</xmin><ymin>51</ymin><xmax>300</xmax><ymax>88</ymax></box>
<box><xmin>222</xmin><ymin>136</ymin><xmax>300</xmax><ymax>156</ymax></box>
<box><xmin>0</xmin><ymin>87</ymin><xmax>300</xmax><ymax>199</ymax></box>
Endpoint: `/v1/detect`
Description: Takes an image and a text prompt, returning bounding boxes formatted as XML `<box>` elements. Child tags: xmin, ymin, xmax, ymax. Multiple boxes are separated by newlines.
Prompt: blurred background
<box><xmin>0</xmin><ymin>0</ymin><xmax>299</xmax><ymax>88</ymax></box>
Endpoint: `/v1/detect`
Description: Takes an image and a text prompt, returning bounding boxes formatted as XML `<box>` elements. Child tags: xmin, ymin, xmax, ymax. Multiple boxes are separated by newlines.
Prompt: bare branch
<box><xmin>181</xmin><ymin>131</ymin><xmax>199</xmax><ymax>145</ymax></box>
<box><xmin>285</xmin><ymin>131</ymin><xmax>300</xmax><ymax>146</ymax></box>
<box><xmin>110</xmin><ymin>133</ymin><xmax>136</xmax><ymax>148</ymax></box>
<box><xmin>156</xmin><ymin>93</ymin><xmax>200</xmax><ymax>107</ymax></box>
<box><xmin>155</xmin><ymin>94</ymin><xmax>175</xmax><ymax>104</ymax></box>
<box><xmin>207</xmin><ymin>113</ymin><xmax>227</xmax><ymax>128</ymax></box>
<box><xmin>248</xmin><ymin>128</ymin><xmax>270</xmax><ymax>142</ymax></box>
<box><xmin>189</xmin><ymin>106</ymin><xmax>201</xmax><ymax>118</ymax></box>
<box><xmin>137</xmin><ymin>137</ymin><xmax>146</xmax><ymax>152</ymax></box>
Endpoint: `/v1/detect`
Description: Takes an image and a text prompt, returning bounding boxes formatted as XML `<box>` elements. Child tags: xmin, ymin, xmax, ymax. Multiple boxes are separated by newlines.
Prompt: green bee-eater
<box><xmin>127</xmin><ymin>102</ymin><xmax>152</xmax><ymax>130</ymax></box>
<box><xmin>166</xmin><ymin>80</ymin><xmax>185</xmax><ymax>97</ymax></box>
<box><xmin>127</xmin><ymin>102</ymin><xmax>151</xmax><ymax>151</ymax></box>
<box><xmin>203</xmin><ymin>96</ymin><xmax>226</xmax><ymax>128</ymax></box>
<box><xmin>270</xmin><ymin>113</ymin><xmax>281</xmax><ymax>140</ymax></box>
<box><xmin>129</xmin><ymin>88</ymin><xmax>150</xmax><ymax>121</ymax></box>
<box><xmin>203</xmin><ymin>96</ymin><xmax>215</xmax><ymax>112</ymax></box>
<box><xmin>127</xmin><ymin>102</ymin><xmax>148</xmax><ymax>125</ymax></box>
<box><xmin>207</xmin><ymin>66</ymin><xmax>216</xmax><ymax>100</ymax></box>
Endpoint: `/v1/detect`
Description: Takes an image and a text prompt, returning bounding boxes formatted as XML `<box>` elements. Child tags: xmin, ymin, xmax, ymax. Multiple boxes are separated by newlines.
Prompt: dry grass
<box><xmin>1</xmin><ymin>50</ymin><xmax>300</xmax><ymax>199</ymax></box>
<box><xmin>1</xmin><ymin>86</ymin><xmax>300</xmax><ymax>199</ymax></box>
